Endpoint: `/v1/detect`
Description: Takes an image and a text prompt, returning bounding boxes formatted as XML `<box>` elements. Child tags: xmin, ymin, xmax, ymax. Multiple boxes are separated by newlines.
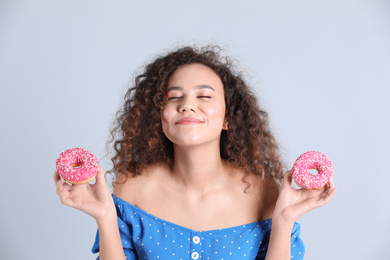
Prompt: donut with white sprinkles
<box><xmin>292</xmin><ymin>151</ymin><xmax>333</xmax><ymax>190</ymax></box>
<box><xmin>56</xmin><ymin>148</ymin><xmax>98</xmax><ymax>184</ymax></box>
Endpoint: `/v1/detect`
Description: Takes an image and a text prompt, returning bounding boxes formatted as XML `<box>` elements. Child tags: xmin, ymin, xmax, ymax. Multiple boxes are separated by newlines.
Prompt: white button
<box><xmin>191</xmin><ymin>252</ymin><xmax>199</xmax><ymax>259</ymax></box>
<box><xmin>192</xmin><ymin>236</ymin><xmax>200</xmax><ymax>244</ymax></box>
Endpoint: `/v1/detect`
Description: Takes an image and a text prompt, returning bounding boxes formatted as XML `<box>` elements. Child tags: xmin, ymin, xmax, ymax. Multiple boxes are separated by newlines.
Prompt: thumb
<box><xmin>94</xmin><ymin>166</ymin><xmax>106</xmax><ymax>184</ymax></box>
<box><xmin>283</xmin><ymin>170</ymin><xmax>293</xmax><ymax>187</ymax></box>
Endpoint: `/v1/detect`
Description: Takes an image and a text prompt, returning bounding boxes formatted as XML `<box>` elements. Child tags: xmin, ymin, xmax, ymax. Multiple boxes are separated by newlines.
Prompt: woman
<box><xmin>54</xmin><ymin>46</ymin><xmax>336</xmax><ymax>259</ymax></box>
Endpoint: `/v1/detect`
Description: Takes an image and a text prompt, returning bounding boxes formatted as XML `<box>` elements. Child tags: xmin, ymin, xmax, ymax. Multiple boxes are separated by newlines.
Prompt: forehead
<box><xmin>167</xmin><ymin>63</ymin><xmax>223</xmax><ymax>90</ymax></box>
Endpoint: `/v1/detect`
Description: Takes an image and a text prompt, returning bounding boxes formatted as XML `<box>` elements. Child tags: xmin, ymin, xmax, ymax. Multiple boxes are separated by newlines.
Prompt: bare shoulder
<box><xmin>112</xmin><ymin>163</ymin><xmax>170</xmax><ymax>206</ymax></box>
<box><xmin>224</xmin><ymin>165</ymin><xmax>280</xmax><ymax>222</ymax></box>
<box><xmin>227</xmin><ymin>165</ymin><xmax>264</xmax><ymax>197</ymax></box>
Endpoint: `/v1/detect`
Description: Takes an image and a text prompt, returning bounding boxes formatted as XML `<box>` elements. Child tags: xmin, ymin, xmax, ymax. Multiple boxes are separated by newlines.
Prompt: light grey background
<box><xmin>1</xmin><ymin>0</ymin><xmax>389</xmax><ymax>259</ymax></box>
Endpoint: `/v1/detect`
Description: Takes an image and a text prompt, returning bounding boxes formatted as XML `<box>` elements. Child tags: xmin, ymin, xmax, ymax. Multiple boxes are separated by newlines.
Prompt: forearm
<box><xmin>265</xmin><ymin>217</ymin><xmax>295</xmax><ymax>260</ymax></box>
<box><xmin>96</xmin><ymin>214</ymin><xmax>126</xmax><ymax>260</ymax></box>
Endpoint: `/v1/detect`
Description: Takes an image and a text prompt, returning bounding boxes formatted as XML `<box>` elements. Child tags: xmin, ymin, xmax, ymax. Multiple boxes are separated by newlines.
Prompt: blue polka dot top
<box><xmin>92</xmin><ymin>195</ymin><xmax>305</xmax><ymax>259</ymax></box>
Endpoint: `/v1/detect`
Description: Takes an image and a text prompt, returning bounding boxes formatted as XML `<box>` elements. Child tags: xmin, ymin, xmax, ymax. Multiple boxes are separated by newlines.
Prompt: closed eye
<box><xmin>197</xmin><ymin>96</ymin><xmax>211</xmax><ymax>99</ymax></box>
<box><xmin>167</xmin><ymin>96</ymin><xmax>183</xmax><ymax>101</ymax></box>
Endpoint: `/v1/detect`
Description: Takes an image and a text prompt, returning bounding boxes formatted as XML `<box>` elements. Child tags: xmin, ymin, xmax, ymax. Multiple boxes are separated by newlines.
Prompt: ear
<box><xmin>222</xmin><ymin>120</ymin><xmax>228</xmax><ymax>130</ymax></box>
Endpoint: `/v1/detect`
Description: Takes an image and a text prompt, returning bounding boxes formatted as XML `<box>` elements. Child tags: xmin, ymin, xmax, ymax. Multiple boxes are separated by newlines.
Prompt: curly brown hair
<box><xmin>108</xmin><ymin>45</ymin><xmax>285</xmax><ymax>184</ymax></box>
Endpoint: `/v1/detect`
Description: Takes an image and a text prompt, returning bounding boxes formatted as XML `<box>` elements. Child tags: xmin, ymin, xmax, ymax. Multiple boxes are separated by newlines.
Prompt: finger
<box><xmin>321</xmin><ymin>180</ymin><xmax>335</xmax><ymax>194</ymax></box>
<box><xmin>326</xmin><ymin>181</ymin><xmax>336</xmax><ymax>196</ymax></box>
<box><xmin>55</xmin><ymin>173</ymin><xmax>73</xmax><ymax>196</ymax></box>
<box><xmin>53</xmin><ymin>170</ymin><xmax>61</xmax><ymax>183</ymax></box>
<box><xmin>321</xmin><ymin>188</ymin><xmax>336</xmax><ymax>206</ymax></box>
<box><xmin>56</xmin><ymin>178</ymin><xmax>71</xmax><ymax>195</ymax></box>
<box><xmin>55</xmin><ymin>172</ymin><xmax>65</xmax><ymax>195</ymax></box>
<box><xmin>94</xmin><ymin>166</ymin><xmax>106</xmax><ymax>185</ymax></box>
<box><xmin>54</xmin><ymin>170</ymin><xmax>66</xmax><ymax>193</ymax></box>
<box><xmin>282</xmin><ymin>170</ymin><xmax>293</xmax><ymax>188</ymax></box>
<box><xmin>284</xmin><ymin>170</ymin><xmax>292</xmax><ymax>181</ymax></box>
<box><xmin>59</xmin><ymin>185</ymin><xmax>73</xmax><ymax>206</ymax></box>
<box><xmin>316</xmin><ymin>183</ymin><xmax>336</xmax><ymax>207</ymax></box>
<box><xmin>329</xmin><ymin>179</ymin><xmax>335</xmax><ymax>189</ymax></box>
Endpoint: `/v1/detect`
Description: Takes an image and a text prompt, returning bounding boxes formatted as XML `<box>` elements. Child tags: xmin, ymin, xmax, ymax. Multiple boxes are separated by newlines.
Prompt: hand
<box><xmin>273</xmin><ymin>170</ymin><xmax>336</xmax><ymax>224</ymax></box>
<box><xmin>54</xmin><ymin>166</ymin><xmax>116</xmax><ymax>222</ymax></box>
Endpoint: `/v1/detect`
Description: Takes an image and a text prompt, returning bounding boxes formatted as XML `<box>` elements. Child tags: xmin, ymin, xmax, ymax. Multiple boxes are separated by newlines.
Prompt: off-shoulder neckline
<box><xmin>112</xmin><ymin>194</ymin><xmax>275</xmax><ymax>233</ymax></box>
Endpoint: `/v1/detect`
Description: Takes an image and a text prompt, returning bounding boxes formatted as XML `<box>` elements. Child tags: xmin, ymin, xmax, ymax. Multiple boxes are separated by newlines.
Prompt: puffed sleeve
<box><xmin>256</xmin><ymin>222</ymin><xmax>305</xmax><ymax>260</ymax></box>
<box><xmin>290</xmin><ymin>223</ymin><xmax>305</xmax><ymax>259</ymax></box>
<box><xmin>91</xmin><ymin>215</ymin><xmax>138</xmax><ymax>260</ymax></box>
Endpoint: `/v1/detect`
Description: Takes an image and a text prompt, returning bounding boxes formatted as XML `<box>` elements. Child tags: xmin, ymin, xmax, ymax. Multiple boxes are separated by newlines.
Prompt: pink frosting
<box><xmin>292</xmin><ymin>151</ymin><xmax>333</xmax><ymax>189</ymax></box>
<box><xmin>56</xmin><ymin>148</ymin><xmax>98</xmax><ymax>183</ymax></box>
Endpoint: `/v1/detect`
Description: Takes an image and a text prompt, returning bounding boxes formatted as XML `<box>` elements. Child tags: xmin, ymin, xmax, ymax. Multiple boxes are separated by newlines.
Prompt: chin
<box><xmin>173</xmin><ymin>137</ymin><xmax>222</xmax><ymax>148</ymax></box>
<box><xmin>164</xmin><ymin>129</ymin><xmax>222</xmax><ymax>148</ymax></box>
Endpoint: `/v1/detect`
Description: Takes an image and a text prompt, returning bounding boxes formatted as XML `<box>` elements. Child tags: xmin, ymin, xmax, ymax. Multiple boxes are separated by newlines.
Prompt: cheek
<box><xmin>161</xmin><ymin>107</ymin><xmax>174</xmax><ymax>130</ymax></box>
<box><xmin>207</xmin><ymin>104</ymin><xmax>226</xmax><ymax>122</ymax></box>
<box><xmin>161</xmin><ymin>109</ymin><xmax>168</xmax><ymax>122</ymax></box>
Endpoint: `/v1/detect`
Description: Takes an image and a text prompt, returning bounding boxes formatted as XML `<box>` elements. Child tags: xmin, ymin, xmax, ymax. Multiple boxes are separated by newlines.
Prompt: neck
<box><xmin>171</xmin><ymin>143</ymin><xmax>228</xmax><ymax>193</ymax></box>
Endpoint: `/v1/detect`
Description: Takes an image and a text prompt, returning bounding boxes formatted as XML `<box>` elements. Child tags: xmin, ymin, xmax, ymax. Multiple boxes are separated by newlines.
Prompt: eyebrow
<box><xmin>166</xmin><ymin>85</ymin><xmax>215</xmax><ymax>92</ymax></box>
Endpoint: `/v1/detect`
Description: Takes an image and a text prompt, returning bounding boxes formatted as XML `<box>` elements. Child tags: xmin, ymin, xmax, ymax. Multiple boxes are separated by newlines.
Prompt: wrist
<box><xmin>271</xmin><ymin>214</ymin><xmax>295</xmax><ymax>230</ymax></box>
<box><xmin>95</xmin><ymin>206</ymin><xmax>117</xmax><ymax>227</ymax></box>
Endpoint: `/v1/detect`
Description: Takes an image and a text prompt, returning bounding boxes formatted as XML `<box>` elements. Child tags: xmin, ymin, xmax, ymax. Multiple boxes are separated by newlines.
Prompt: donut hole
<box><xmin>309</xmin><ymin>169</ymin><xmax>319</xmax><ymax>175</ymax></box>
<box><xmin>72</xmin><ymin>163</ymin><xmax>82</xmax><ymax>169</ymax></box>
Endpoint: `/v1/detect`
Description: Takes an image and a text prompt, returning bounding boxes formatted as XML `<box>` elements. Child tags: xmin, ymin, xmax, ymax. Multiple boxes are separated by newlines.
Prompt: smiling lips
<box><xmin>176</xmin><ymin>117</ymin><xmax>204</xmax><ymax>125</ymax></box>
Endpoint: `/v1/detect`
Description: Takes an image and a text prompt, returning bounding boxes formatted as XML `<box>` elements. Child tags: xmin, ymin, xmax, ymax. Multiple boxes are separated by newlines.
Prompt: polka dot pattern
<box><xmin>92</xmin><ymin>195</ymin><xmax>305</xmax><ymax>259</ymax></box>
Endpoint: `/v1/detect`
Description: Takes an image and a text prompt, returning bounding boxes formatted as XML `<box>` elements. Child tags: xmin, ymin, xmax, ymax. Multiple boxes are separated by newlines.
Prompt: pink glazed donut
<box><xmin>292</xmin><ymin>151</ymin><xmax>333</xmax><ymax>190</ymax></box>
<box><xmin>56</xmin><ymin>148</ymin><xmax>98</xmax><ymax>184</ymax></box>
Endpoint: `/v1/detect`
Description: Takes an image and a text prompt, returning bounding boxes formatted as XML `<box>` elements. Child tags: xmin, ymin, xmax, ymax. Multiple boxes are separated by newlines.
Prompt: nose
<box><xmin>178</xmin><ymin>97</ymin><xmax>196</xmax><ymax>113</ymax></box>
